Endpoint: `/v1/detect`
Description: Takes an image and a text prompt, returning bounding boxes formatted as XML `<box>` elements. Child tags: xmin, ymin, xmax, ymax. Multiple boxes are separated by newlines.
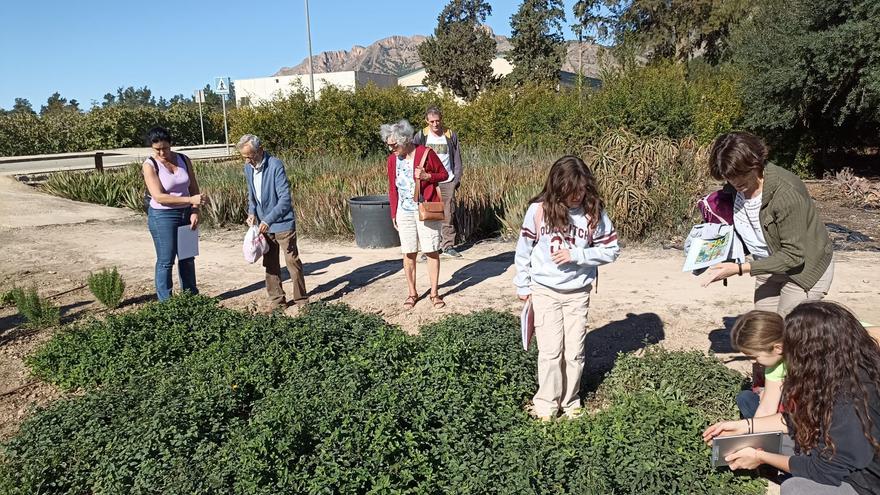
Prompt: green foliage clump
<box><xmin>87</xmin><ymin>267</ymin><xmax>125</xmax><ymax>309</ymax></box>
<box><xmin>732</xmin><ymin>0</ymin><xmax>880</xmax><ymax>164</ymax></box>
<box><xmin>0</xmin><ymin>103</ymin><xmax>226</xmax><ymax>156</ymax></box>
<box><xmin>505</xmin><ymin>0</ymin><xmax>567</xmax><ymax>87</ymax></box>
<box><xmin>573</xmin><ymin>0</ymin><xmax>759</xmax><ymax>64</ymax></box>
<box><xmin>3</xmin><ymin>295</ymin><xmax>766</xmax><ymax>494</ymax></box>
<box><xmin>9</xmin><ymin>287</ymin><xmax>60</xmax><ymax>328</ymax></box>
<box><xmin>0</xmin><ymin>288</ymin><xmax>15</xmax><ymax>307</ymax></box>
<box><xmin>588</xmin><ymin>392</ymin><xmax>763</xmax><ymax>494</ymax></box>
<box><xmin>596</xmin><ymin>345</ymin><xmax>747</xmax><ymax>423</ymax></box>
<box><xmin>418</xmin><ymin>0</ymin><xmax>497</xmax><ymax>101</ymax></box>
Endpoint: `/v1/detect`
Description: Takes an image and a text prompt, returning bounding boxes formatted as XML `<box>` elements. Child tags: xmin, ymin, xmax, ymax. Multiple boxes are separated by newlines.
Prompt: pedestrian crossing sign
<box><xmin>215</xmin><ymin>77</ymin><xmax>230</xmax><ymax>95</ymax></box>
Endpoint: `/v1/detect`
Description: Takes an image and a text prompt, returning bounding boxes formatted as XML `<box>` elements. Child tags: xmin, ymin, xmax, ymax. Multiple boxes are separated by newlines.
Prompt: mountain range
<box><xmin>274</xmin><ymin>34</ymin><xmax>607</xmax><ymax>78</ymax></box>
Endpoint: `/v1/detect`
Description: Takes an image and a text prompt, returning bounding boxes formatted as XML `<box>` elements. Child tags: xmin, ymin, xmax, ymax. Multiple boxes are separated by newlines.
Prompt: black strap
<box><xmin>148</xmin><ymin>153</ymin><xmax>189</xmax><ymax>173</ymax></box>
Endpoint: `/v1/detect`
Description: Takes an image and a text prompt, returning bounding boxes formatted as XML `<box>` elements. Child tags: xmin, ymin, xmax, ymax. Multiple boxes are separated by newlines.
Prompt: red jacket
<box><xmin>386</xmin><ymin>145</ymin><xmax>448</xmax><ymax>219</ymax></box>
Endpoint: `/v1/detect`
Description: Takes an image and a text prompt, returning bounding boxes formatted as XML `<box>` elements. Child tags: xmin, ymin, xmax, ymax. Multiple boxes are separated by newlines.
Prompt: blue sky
<box><xmin>0</xmin><ymin>0</ymin><xmax>585</xmax><ymax>110</ymax></box>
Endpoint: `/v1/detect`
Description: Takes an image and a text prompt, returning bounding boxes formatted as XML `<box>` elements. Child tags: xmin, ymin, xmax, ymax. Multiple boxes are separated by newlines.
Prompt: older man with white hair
<box><xmin>239</xmin><ymin>134</ymin><xmax>308</xmax><ymax>312</ymax></box>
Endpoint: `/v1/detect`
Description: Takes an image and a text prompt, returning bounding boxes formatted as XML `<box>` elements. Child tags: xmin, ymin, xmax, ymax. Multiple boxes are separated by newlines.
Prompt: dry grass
<box><xmin>41</xmin><ymin>131</ymin><xmax>711</xmax><ymax>242</ymax></box>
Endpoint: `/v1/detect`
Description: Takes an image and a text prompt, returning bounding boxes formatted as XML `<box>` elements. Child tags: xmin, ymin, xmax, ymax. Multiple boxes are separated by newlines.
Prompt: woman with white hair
<box><xmin>380</xmin><ymin>119</ymin><xmax>449</xmax><ymax>309</ymax></box>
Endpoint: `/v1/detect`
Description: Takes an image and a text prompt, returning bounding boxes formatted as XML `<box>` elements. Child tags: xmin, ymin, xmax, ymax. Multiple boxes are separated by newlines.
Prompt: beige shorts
<box><xmin>396</xmin><ymin>209</ymin><xmax>441</xmax><ymax>254</ymax></box>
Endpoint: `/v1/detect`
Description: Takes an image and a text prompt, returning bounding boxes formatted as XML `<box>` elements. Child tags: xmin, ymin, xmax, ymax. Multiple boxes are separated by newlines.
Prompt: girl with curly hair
<box><xmin>704</xmin><ymin>301</ymin><xmax>880</xmax><ymax>494</ymax></box>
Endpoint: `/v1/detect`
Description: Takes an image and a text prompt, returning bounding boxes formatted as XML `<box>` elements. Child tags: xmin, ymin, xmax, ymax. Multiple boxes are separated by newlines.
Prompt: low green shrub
<box><xmin>87</xmin><ymin>267</ymin><xmax>125</xmax><ymax>309</ymax></box>
<box><xmin>9</xmin><ymin>287</ymin><xmax>60</xmax><ymax>328</ymax></box>
<box><xmin>0</xmin><ymin>288</ymin><xmax>15</xmax><ymax>307</ymax></box>
<box><xmin>595</xmin><ymin>345</ymin><xmax>747</xmax><ymax>423</ymax></box>
<box><xmin>3</xmin><ymin>296</ymin><xmax>765</xmax><ymax>494</ymax></box>
<box><xmin>589</xmin><ymin>392</ymin><xmax>764</xmax><ymax>495</ymax></box>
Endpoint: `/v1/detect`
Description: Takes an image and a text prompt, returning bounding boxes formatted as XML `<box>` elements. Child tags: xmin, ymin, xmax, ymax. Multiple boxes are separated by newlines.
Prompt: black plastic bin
<box><xmin>348</xmin><ymin>195</ymin><xmax>401</xmax><ymax>249</ymax></box>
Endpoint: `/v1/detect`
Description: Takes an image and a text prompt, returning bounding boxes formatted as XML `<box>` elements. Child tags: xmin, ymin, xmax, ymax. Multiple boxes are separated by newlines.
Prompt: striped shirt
<box><xmin>734</xmin><ymin>191</ymin><xmax>769</xmax><ymax>259</ymax></box>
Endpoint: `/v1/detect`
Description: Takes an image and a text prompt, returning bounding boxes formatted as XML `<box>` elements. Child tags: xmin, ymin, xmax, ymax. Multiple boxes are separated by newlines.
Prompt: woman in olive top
<box><xmin>702</xmin><ymin>132</ymin><xmax>833</xmax><ymax>317</ymax></box>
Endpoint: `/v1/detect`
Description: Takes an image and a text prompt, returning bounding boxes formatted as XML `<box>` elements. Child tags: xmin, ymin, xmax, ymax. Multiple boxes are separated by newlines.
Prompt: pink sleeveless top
<box><xmin>146</xmin><ymin>154</ymin><xmax>190</xmax><ymax>210</ymax></box>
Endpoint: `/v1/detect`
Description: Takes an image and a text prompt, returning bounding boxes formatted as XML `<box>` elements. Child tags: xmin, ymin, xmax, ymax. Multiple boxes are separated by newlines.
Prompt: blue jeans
<box><xmin>147</xmin><ymin>207</ymin><xmax>198</xmax><ymax>301</ymax></box>
<box><xmin>736</xmin><ymin>390</ymin><xmax>761</xmax><ymax>418</ymax></box>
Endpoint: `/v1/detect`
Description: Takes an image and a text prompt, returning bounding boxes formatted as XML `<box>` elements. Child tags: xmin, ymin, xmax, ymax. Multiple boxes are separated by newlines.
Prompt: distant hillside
<box><xmin>275</xmin><ymin>34</ymin><xmax>606</xmax><ymax>78</ymax></box>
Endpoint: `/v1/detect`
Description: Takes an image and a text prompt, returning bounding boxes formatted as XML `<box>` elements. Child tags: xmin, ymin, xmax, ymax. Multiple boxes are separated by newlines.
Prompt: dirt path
<box><xmin>2</xmin><ymin>180</ymin><xmax>880</xmax><ymax>455</ymax></box>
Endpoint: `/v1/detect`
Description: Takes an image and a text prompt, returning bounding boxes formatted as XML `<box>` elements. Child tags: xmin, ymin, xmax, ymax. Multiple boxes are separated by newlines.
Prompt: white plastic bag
<box><xmin>243</xmin><ymin>225</ymin><xmax>269</xmax><ymax>264</ymax></box>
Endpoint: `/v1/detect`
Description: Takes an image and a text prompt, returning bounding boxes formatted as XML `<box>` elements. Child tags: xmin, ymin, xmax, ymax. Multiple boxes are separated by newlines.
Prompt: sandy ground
<box><xmin>1</xmin><ymin>179</ymin><xmax>879</xmax><ymax>492</ymax></box>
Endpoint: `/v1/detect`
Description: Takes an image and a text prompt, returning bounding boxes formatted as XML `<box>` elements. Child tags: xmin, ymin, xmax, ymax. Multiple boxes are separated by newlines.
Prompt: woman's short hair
<box><xmin>148</xmin><ymin>127</ymin><xmax>172</xmax><ymax>145</ymax></box>
<box><xmin>379</xmin><ymin>119</ymin><xmax>415</xmax><ymax>147</ymax></box>
<box><xmin>708</xmin><ymin>132</ymin><xmax>768</xmax><ymax>181</ymax></box>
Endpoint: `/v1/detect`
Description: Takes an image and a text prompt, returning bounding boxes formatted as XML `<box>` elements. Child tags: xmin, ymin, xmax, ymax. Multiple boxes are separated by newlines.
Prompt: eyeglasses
<box><xmin>386</xmin><ymin>142</ymin><xmax>399</xmax><ymax>151</ymax></box>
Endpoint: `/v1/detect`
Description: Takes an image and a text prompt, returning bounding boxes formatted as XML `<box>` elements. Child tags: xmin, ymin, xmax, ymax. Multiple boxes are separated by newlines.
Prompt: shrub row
<box><xmin>232</xmin><ymin>63</ymin><xmax>743</xmax><ymax>158</ymax></box>
<box><xmin>41</xmin><ymin>129</ymin><xmax>709</xmax><ymax>242</ymax></box>
<box><xmin>2</xmin><ymin>295</ymin><xmax>764</xmax><ymax>494</ymax></box>
<box><xmin>0</xmin><ymin>64</ymin><xmax>742</xmax><ymax>158</ymax></box>
<box><xmin>0</xmin><ymin>104</ymin><xmax>226</xmax><ymax>156</ymax></box>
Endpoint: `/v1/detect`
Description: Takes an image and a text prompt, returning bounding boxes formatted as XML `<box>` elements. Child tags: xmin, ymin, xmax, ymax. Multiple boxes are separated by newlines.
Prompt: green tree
<box><xmin>40</xmin><ymin>92</ymin><xmax>80</xmax><ymax>115</ymax></box>
<box><xmin>419</xmin><ymin>0</ymin><xmax>497</xmax><ymax>101</ymax></box>
<box><xmin>732</xmin><ymin>0</ymin><xmax>880</xmax><ymax>161</ymax></box>
<box><xmin>102</xmin><ymin>86</ymin><xmax>157</xmax><ymax>107</ymax></box>
<box><xmin>11</xmin><ymin>98</ymin><xmax>36</xmax><ymax>115</ymax></box>
<box><xmin>506</xmin><ymin>0</ymin><xmax>567</xmax><ymax>86</ymax></box>
<box><xmin>573</xmin><ymin>0</ymin><xmax>757</xmax><ymax>64</ymax></box>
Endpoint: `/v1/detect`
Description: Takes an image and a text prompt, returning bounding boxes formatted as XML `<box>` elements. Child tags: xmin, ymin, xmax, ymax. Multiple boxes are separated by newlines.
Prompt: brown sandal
<box><xmin>403</xmin><ymin>295</ymin><xmax>418</xmax><ymax>309</ymax></box>
<box><xmin>430</xmin><ymin>294</ymin><xmax>446</xmax><ymax>309</ymax></box>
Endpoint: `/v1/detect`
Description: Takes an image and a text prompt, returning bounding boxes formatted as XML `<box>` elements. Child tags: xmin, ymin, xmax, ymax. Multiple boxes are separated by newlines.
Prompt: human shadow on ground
<box><xmin>309</xmin><ymin>259</ymin><xmax>403</xmax><ymax>302</ymax></box>
<box><xmin>438</xmin><ymin>251</ymin><xmax>514</xmax><ymax>298</ymax></box>
<box><xmin>58</xmin><ymin>300</ymin><xmax>93</xmax><ymax>324</ymax></box>
<box><xmin>215</xmin><ymin>256</ymin><xmax>351</xmax><ymax>301</ymax></box>
<box><xmin>581</xmin><ymin>312</ymin><xmax>665</xmax><ymax>391</ymax></box>
<box><xmin>708</xmin><ymin>316</ymin><xmax>751</xmax><ymax>362</ymax></box>
<box><xmin>0</xmin><ymin>299</ymin><xmax>91</xmax><ymax>344</ymax></box>
<box><xmin>120</xmin><ymin>293</ymin><xmax>158</xmax><ymax>307</ymax></box>
<box><xmin>0</xmin><ymin>313</ymin><xmax>25</xmax><ymax>338</ymax></box>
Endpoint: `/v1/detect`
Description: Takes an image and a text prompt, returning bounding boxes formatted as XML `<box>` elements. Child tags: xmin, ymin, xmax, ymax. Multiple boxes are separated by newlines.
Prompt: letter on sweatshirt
<box><xmin>514</xmin><ymin>202</ymin><xmax>620</xmax><ymax>297</ymax></box>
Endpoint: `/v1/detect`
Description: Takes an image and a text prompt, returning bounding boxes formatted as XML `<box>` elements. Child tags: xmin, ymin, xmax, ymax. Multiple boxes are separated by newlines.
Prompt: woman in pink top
<box><xmin>142</xmin><ymin>127</ymin><xmax>206</xmax><ymax>301</ymax></box>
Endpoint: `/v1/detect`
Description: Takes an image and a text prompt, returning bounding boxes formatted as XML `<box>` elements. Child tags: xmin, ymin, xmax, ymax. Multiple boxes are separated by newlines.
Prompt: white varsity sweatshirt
<box><xmin>514</xmin><ymin>203</ymin><xmax>620</xmax><ymax>296</ymax></box>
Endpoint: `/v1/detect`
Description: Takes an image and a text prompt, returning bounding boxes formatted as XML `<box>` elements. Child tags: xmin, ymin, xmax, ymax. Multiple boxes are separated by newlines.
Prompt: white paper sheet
<box><xmin>177</xmin><ymin>226</ymin><xmax>200</xmax><ymax>260</ymax></box>
<box><xmin>521</xmin><ymin>299</ymin><xmax>535</xmax><ymax>351</ymax></box>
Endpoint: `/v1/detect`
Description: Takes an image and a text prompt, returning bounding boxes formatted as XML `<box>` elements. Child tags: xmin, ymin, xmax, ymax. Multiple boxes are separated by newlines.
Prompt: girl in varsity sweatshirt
<box><xmin>514</xmin><ymin>155</ymin><xmax>620</xmax><ymax>420</ymax></box>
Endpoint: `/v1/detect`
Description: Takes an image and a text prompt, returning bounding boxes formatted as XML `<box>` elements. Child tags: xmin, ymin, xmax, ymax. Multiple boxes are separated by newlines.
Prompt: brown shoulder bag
<box><xmin>414</xmin><ymin>148</ymin><xmax>445</xmax><ymax>221</ymax></box>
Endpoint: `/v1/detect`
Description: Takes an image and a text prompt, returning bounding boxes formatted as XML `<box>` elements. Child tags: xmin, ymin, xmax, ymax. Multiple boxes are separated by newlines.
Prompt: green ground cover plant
<box><xmin>4</xmin><ymin>294</ymin><xmax>765</xmax><ymax>494</ymax></box>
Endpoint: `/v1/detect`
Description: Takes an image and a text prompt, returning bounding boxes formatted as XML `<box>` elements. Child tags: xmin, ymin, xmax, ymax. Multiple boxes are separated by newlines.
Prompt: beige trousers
<box><xmin>753</xmin><ymin>257</ymin><xmax>835</xmax><ymax>317</ymax></box>
<box><xmin>530</xmin><ymin>284</ymin><xmax>591</xmax><ymax>416</ymax></box>
<box><xmin>438</xmin><ymin>181</ymin><xmax>457</xmax><ymax>249</ymax></box>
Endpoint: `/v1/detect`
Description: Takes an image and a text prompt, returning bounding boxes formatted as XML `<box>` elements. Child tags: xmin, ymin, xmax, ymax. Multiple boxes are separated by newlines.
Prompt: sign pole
<box><xmin>304</xmin><ymin>0</ymin><xmax>315</xmax><ymax>98</ymax></box>
<box><xmin>215</xmin><ymin>77</ymin><xmax>231</xmax><ymax>156</ymax></box>
<box><xmin>196</xmin><ymin>90</ymin><xmax>206</xmax><ymax>146</ymax></box>
<box><xmin>221</xmin><ymin>95</ymin><xmax>229</xmax><ymax>156</ymax></box>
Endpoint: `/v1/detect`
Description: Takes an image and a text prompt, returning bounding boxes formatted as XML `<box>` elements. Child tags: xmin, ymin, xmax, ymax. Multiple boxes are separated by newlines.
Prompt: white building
<box><xmin>397</xmin><ymin>56</ymin><xmax>601</xmax><ymax>93</ymax></box>
<box><xmin>234</xmin><ymin>71</ymin><xmax>397</xmax><ymax>106</ymax></box>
